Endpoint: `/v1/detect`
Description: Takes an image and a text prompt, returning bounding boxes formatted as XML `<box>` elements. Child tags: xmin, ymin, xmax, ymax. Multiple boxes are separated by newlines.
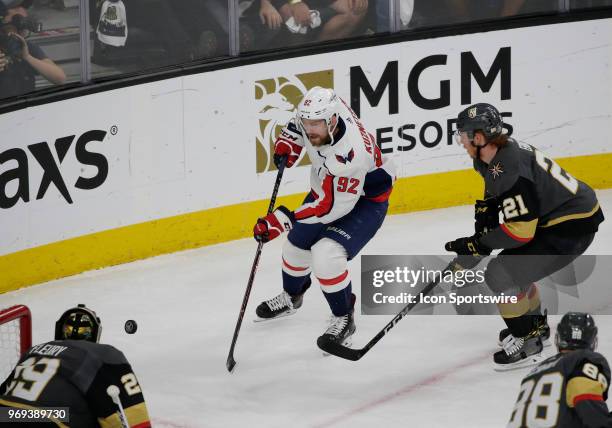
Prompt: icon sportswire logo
<box><xmin>255</xmin><ymin>69</ymin><xmax>333</xmax><ymax>173</ymax></box>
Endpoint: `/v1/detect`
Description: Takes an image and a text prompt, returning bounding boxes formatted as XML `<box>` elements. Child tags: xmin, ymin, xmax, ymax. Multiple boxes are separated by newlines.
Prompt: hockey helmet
<box><xmin>456</xmin><ymin>103</ymin><xmax>503</xmax><ymax>140</ymax></box>
<box><xmin>296</xmin><ymin>86</ymin><xmax>340</xmax><ymax>142</ymax></box>
<box><xmin>55</xmin><ymin>304</ymin><xmax>102</xmax><ymax>343</ymax></box>
<box><xmin>555</xmin><ymin>312</ymin><xmax>598</xmax><ymax>352</ymax></box>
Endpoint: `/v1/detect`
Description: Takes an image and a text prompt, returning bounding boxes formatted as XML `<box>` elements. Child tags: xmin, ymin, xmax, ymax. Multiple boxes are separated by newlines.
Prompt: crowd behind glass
<box><xmin>0</xmin><ymin>0</ymin><xmax>610</xmax><ymax>101</ymax></box>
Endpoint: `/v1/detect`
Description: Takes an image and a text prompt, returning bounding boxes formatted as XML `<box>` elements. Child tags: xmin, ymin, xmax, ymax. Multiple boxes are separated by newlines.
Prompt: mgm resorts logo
<box><xmin>255</xmin><ymin>69</ymin><xmax>333</xmax><ymax>173</ymax></box>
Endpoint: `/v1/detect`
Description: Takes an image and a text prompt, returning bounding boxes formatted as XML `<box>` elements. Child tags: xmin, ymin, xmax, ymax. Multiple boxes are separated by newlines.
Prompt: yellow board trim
<box><xmin>1</xmin><ymin>152</ymin><xmax>611</xmax><ymax>293</ymax></box>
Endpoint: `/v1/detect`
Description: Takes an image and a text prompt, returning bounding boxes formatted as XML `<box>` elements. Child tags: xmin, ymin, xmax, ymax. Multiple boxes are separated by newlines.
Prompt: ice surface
<box><xmin>2</xmin><ymin>190</ymin><xmax>612</xmax><ymax>427</ymax></box>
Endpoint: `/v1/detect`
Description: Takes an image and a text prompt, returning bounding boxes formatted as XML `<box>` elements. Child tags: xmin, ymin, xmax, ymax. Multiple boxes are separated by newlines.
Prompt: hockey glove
<box><xmin>274</xmin><ymin>121</ymin><xmax>304</xmax><ymax>169</ymax></box>
<box><xmin>445</xmin><ymin>233</ymin><xmax>492</xmax><ymax>258</ymax></box>
<box><xmin>474</xmin><ymin>198</ymin><xmax>499</xmax><ymax>234</ymax></box>
<box><xmin>445</xmin><ymin>234</ymin><xmax>492</xmax><ymax>270</ymax></box>
<box><xmin>253</xmin><ymin>206</ymin><xmax>294</xmax><ymax>243</ymax></box>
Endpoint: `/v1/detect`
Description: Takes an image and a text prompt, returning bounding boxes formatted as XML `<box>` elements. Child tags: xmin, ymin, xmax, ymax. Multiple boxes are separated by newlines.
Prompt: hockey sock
<box><xmin>282</xmin><ymin>271</ymin><xmax>311</xmax><ymax>296</ymax></box>
<box><xmin>527</xmin><ymin>283</ymin><xmax>542</xmax><ymax>315</ymax></box>
<box><xmin>503</xmin><ymin>314</ymin><xmax>539</xmax><ymax>338</ymax></box>
<box><xmin>498</xmin><ymin>290</ymin><xmax>533</xmax><ymax>337</ymax></box>
<box><xmin>323</xmin><ymin>282</ymin><xmax>353</xmax><ymax>317</ymax></box>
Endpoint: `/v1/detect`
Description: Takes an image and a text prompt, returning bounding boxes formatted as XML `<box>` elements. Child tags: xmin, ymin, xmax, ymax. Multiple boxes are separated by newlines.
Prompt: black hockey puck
<box><xmin>124</xmin><ymin>320</ymin><xmax>137</xmax><ymax>334</ymax></box>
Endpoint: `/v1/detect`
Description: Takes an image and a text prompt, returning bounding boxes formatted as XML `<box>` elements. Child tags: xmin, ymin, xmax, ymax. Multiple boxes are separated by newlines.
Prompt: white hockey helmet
<box><xmin>296</xmin><ymin>86</ymin><xmax>340</xmax><ymax>142</ymax></box>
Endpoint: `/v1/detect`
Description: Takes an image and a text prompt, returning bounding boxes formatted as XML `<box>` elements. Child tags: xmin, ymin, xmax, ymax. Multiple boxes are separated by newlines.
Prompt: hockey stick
<box><xmin>226</xmin><ymin>158</ymin><xmax>287</xmax><ymax>372</ymax></box>
<box><xmin>317</xmin><ymin>258</ymin><xmax>465</xmax><ymax>361</ymax></box>
<box><xmin>106</xmin><ymin>385</ymin><xmax>129</xmax><ymax>428</ymax></box>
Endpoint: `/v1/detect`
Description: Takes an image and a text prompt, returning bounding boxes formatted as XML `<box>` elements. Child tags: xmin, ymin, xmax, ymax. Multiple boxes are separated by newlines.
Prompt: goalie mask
<box><xmin>296</xmin><ymin>86</ymin><xmax>340</xmax><ymax>145</ymax></box>
<box><xmin>55</xmin><ymin>304</ymin><xmax>102</xmax><ymax>343</ymax></box>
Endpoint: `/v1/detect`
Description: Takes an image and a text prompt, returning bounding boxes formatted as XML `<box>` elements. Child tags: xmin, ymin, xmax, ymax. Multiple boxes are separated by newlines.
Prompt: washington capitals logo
<box><xmin>489</xmin><ymin>162</ymin><xmax>504</xmax><ymax>179</ymax></box>
<box><xmin>336</xmin><ymin>148</ymin><xmax>355</xmax><ymax>164</ymax></box>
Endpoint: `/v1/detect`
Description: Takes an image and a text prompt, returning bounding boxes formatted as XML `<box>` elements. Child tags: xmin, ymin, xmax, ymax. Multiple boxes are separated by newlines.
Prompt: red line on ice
<box><xmin>151</xmin><ymin>417</ymin><xmax>197</xmax><ymax>428</ymax></box>
<box><xmin>312</xmin><ymin>352</ymin><xmax>490</xmax><ymax>428</ymax></box>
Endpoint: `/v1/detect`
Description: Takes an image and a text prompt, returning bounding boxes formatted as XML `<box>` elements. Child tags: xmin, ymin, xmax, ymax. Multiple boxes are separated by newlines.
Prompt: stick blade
<box><xmin>226</xmin><ymin>355</ymin><xmax>237</xmax><ymax>372</ymax></box>
<box><xmin>316</xmin><ymin>336</ymin><xmax>363</xmax><ymax>361</ymax></box>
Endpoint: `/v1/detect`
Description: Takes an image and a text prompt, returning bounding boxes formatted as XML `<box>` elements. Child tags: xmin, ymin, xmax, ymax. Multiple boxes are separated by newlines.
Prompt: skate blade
<box><xmin>493</xmin><ymin>352</ymin><xmax>545</xmax><ymax>372</ymax></box>
<box><xmin>253</xmin><ymin>309</ymin><xmax>297</xmax><ymax>323</ymax></box>
<box><xmin>497</xmin><ymin>337</ymin><xmax>552</xmax><ymax>348</ymax></box>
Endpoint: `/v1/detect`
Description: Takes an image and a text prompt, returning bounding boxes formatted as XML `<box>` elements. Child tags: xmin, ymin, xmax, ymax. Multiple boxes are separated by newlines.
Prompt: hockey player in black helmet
<box><xmin>445</xmin><ymin>103</ymin><xmax>604</xmax><ymax>370</ymax></box>
<box><xmin>0</xmin><ymin>304</ymin><xmax>152</xmax><ymax>428</ymax></box>
<box><xmin>55</xmin><ymin>303</ymin><xmax>102</xmax><ymax>342</ymax></box>
<box><xmin>507</xmin><ymin>312</ymin><xmax>612</xmax><ymax>428</ymax></box>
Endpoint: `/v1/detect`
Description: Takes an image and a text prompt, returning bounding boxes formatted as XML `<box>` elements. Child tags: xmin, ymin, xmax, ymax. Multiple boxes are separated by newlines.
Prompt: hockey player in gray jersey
<box><xmin>445</xmin><ymin>103</ymin><xmax>604</xmax><ymax>370</ymax></box>
<box><xmin>507</xmin><ymin>312</ymin><xmax>612</xmax><ymax>428</ymax></box>
<box><xmin>0</xmin><ymin>304</ymin><xmax>151</xmax><ymax>428</ymax></box>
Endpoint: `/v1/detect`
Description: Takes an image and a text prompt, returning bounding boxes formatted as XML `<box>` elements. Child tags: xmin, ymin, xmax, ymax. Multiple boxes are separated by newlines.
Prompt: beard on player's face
<box><xmin>309</xmin><ymin>133</ymin><xmax>330</xmax><ymax>146</ymax></box>
<box><xmin>303</xmin><ymin>119</ymin><xmax>330</xmax><ymax>147</ymax></box>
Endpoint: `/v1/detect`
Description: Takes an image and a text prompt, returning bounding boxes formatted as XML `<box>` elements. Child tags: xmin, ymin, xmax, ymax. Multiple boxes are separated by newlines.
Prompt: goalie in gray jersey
<box><xmin>445</xmin><ymin>103</ymin><xmax>604</xmax><ymax>370</ymax></box>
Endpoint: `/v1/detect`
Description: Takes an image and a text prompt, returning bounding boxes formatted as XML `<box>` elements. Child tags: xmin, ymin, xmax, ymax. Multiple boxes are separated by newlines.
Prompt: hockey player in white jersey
<box><xmin>252</xmin><ymin>87</ymin><xmax>395</xmax><ymax>349</ymax></box>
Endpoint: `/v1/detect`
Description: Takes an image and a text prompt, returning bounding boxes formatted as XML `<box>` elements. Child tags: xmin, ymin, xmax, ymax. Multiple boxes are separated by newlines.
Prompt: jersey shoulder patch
<box><xmin>484</xmin><ymin>140</ymin><xmax>521</xmax><ymax>196</ymax></box>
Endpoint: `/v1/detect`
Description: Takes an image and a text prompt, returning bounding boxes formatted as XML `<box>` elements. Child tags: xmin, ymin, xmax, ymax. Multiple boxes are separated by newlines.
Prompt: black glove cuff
<box><xmin>475</xmin><ymin>233</ymin><xmax>493</xmax><ymax>254</ymax></box>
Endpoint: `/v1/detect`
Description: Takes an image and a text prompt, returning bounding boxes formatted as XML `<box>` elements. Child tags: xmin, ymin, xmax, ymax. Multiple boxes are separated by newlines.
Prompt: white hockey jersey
<box><xmin>293</xmin><ymin>98</ymin><xmax>396</xmax><ymax>224</ymax></box>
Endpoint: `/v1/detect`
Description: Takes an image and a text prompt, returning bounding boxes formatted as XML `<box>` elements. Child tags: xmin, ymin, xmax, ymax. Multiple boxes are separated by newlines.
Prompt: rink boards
<box><xmin>1</xmin><ymin>18</ymin><xmax>611</xmax><ymax>291</ymax></box>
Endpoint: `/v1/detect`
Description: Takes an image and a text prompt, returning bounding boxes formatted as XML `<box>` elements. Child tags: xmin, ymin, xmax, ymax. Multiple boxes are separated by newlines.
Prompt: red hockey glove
<box><xmin>274</xmin><ymin>121</ymin><xmax>304</xmax><ymax>168</ymax></box>
<box><xmin>253</xmin><ymin>206</ymin><xmax>294</xmax><ymax>243</ymax></box>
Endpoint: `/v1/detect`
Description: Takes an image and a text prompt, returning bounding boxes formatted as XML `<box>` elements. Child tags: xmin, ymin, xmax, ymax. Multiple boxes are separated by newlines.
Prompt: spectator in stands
<box><xmin>403</xmin><ymin>0</ymin><xmax>557</xmax><ymax>28</ymax></box>
<box><xmin>280</xmin><ymin>0</ymin><xmax>369</xmax><ymax>41</ymax></box>
<box><xmin>0</xmin><ymin>0</ymin><xmax>66</xmax><ymax>99</ymax></box>
<box><xmin>173</xmin><ymin>0</ymin><xmax>228</xmax><ymax>59</ymax></box>
<box><xmin>237</xmin><ymin>0</ymin><xmax>281</xmax><ymax>51</ymax></box>
<box><xmin>92</xmin><ymin>0</ymin><xmax>229</xmax><ymax>71</ymax></box>
<box><xmin>242</xmin><ymin>0</ymin><xmax>369</xmax><ymax>51</ymax></box>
